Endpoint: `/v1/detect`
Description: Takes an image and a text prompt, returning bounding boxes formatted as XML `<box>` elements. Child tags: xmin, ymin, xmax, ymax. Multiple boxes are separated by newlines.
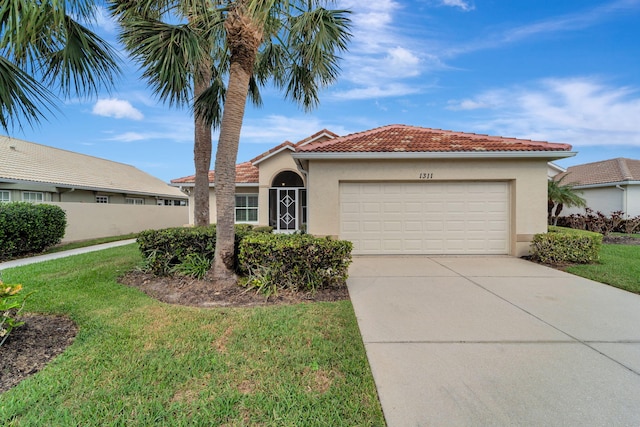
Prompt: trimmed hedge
<box><xmin>0</xmin><ymin>202</ymin><xmax>66</xmax><ymax>260</ymax></box>
<box><xmin>137</xmin><ymin>224</ymin><xmax>266</xmax><ymax>276</ymax></box>
<box><xmin>531</xmin><ymin>226</ymin><xmax>602</xmax><ymax>264</ymax></box>
<box><xmin>238</xmin><ymin>233</ymin><xmax>353</xmax><ymax>294</ymax></box>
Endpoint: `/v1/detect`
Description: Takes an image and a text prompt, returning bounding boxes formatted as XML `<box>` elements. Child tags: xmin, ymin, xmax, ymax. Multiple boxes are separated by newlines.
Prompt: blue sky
<box><xmin>10</xmin><ymin>0</ymin><xmax>640</xmax><ymax>182</ymax></box>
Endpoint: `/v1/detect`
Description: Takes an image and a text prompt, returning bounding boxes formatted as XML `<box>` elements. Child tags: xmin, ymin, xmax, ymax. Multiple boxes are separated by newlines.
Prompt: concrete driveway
<box><xmin>348</xmin><ymin>256</ymin><xmax>640</xmax><ymax>426</ymax></box>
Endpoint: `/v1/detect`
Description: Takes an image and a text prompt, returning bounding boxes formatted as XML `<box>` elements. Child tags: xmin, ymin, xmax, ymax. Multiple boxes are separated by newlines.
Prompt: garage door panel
<box><xmin>340</xmin><ymin>182</ymin><xmax>510</xmax><ymax>255</ymax></box>
<box><xmin>383</xmin><ymin>239</ymin><xmax>402</xmax><ymax>251</ymax></box>
<box><xmin>362</xmin><ymin>221</ymin><xmax>381</xmax><ymax>232</ymax></box>
<box><xmin>405</xmin><ymin>221</ymin><xmax>423</xmax><ymax>232</ymax></box>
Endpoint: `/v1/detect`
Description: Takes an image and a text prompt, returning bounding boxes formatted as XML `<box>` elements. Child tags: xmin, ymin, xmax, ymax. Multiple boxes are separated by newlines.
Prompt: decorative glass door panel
<box><xmin>278</xmin><ymin>189</ymin><xmax>297</xmax><ymax>231</ymax></box>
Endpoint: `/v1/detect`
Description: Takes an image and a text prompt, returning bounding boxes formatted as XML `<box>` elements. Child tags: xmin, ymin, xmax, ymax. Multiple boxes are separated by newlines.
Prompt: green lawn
<box><xmin>0</xmin><ymin>245</ymin><xmax>384</xmax><ymax>426</ymax></box>
<box><xmin>565</xmin><ymin>244</ymin><xmax>640</xmax><ymax>294</ymax></box>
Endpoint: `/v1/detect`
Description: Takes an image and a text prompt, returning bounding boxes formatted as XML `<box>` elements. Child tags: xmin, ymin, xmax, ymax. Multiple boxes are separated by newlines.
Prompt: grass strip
<box><xmin>565</xmin><ymin>244</ymin><xmax>640</xmax><ymax>294</ymax></box>
<box><xmin>0</xmin><ymin>244</ymin><xmax>384</xmax><ymax>426</ymax></box>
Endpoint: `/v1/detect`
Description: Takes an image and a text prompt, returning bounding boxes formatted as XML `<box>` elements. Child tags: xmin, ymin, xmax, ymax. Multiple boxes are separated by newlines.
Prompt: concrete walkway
<box><xmin>0</xmin><ymin>239</ymin><xmax>137</xmax><ymax>271</ymax></box>
<box><xmin>348</xmin><ymin>256</ymin><xmax>640</xmax><ymax>426</ymax></box>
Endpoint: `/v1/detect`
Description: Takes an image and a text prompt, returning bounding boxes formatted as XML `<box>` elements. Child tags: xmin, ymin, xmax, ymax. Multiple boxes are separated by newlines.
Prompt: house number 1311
<box><xmin>419</xmin><ymin>173</ymin><xmax>434</xmax><ymax>179</ymax></box>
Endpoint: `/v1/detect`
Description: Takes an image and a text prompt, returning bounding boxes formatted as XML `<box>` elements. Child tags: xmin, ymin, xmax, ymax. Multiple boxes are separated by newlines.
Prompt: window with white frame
<box><xmin>96</xmin><ymin>195</ymin><xmax>109</xmax><ymax>204</ymax></box>
<box><xmin>22</xmin><ymin>192</ymin><xmax>43</xmax><ymax>202</ymax></box>
<box><xmin>235</xmin><ymin>194</ymin><xmax>258</xmax><ymax>222</ymax></box>
<box><xmin>0</xmin><ymin>190</ymin><xmax>10</xmax><ymax>202</ymax></box>
<box><xmin>125</xmin><ymin>198</ymin><xmax>144</xmax><ymax>205</ymax></box>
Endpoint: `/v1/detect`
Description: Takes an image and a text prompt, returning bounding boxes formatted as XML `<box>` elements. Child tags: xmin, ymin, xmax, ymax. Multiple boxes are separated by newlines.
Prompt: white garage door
<box><xmin>340</xmin><ymin>182</ymin><xmax>510</xmax><ymax>255</ymax></box>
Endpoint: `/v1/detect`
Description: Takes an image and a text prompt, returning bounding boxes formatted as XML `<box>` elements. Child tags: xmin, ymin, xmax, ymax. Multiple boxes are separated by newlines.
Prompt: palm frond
<box><xmin>193</xmin><ymin>70</ymin><xmax>226</xmax><ymax>127</ymax></box>
<box><xmin>44</xmin><ymin>15</ymin><xmax>121</xmax><ymax>97</ymax></box>
<box><xmin>281</xmin><ymin>7</ymin><xmax>351</xmax><ymax>110</ymax></box>
<box><xmin>548</xmin><ymin>179</ymin><xmax>587</xmax><ymax>209</ymax></box>
<box><xmin>119</xmin><ymin>19</ymin><xmax>206</xmax><ymax>106</ymax></box>
<box><xmin>0</xmin><ymin>56</ymin><xmax>58</xmax><ymax>131</ymax></box>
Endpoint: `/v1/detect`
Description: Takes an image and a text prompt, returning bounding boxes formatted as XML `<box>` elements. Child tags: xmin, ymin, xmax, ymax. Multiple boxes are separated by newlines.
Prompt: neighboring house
<box><xmin>547</xmin><ymin>162</ymin><xmax>566</xmax><ymax>180</ymax></box>
<box><xmin>555</xmin><ymin>158</ymin><xmax>640</xmax><ymax>218</ymax></box>
<box><xmin>171</xmin><ymin>124</ymin><xmax>574</xmax><ymax>256</ymax></box>
<box><xmin>1</xmin><ymin>135</ymin><xmax>187</xmax><ymax>206</ymax></box>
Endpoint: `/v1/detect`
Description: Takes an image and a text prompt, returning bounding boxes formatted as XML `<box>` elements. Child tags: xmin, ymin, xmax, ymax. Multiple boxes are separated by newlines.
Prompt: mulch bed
<box><xmin>0</xmin><ymin>314</ymin><xmax>77</xmax><ymax>394</ymax></box>
<box><xmin>118</xmin><ymin>270</ymin><xmax>349</xmax><ymax>307</ymax></box>
<box><xmin>603</xmin><ymin>235</ymin><xmax>640</xmax><ymax>245</ymax></box>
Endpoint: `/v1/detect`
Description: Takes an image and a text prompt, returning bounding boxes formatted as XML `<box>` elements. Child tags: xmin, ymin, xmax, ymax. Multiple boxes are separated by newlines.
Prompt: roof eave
<box><xmin>573</xmin><ymin>180</ymin><xmax>640</xmax><ymax>189</ymax></box>
<box><xmin>170</xmin><ymin>182</ymin><xmax>258</xmax><ymax>188</ymax></box>
<box><xmin>1</xmin><ymin>178</ymin><xmax>187</xmax><ymax>199</ymax></box>
<box><xmin>251</xmin><ymin>145</ymin><xmax>295</xmax><ymax>166</ymax></box>
<box><xmin>292</xmin><ymin>151</ymin><xmax>577</xmax><ymax>160</ymax></box>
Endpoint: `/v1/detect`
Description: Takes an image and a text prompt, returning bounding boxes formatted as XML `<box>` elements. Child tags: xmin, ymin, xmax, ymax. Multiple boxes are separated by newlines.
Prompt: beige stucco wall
<box><xmin>45</xmin><ymin>202</ymin><xmax>189</xmax><ymax>242</ymax></box>
<box><xmin>199</xmin><ymin>186</ymin><xmax>260</xmax><ymax>225</ymax></box>
<box><xmin>256</xmin><ymin>149</ymin><xmax>306</xmax><ymax>227</ymax></box>
<box><xmin>195</xmin><ymin>149</ymin><xmax>305</xmax><ymax>226</ymax></box>
<box><xmin>562</xmin><ymin>185</ymin><xmax>640</xmax><ymax>218</ymax></box>
<box><xmin>562</xmin><ymin>187</ymin><xmax>623</xmax><ymax>217</ymax></box>
<box><xmin>303</xmin><ymin>158</ymin><xmax>550</xmax><ymax>257</ymax></box>
<box><xmin>627</xmin><ymin>186</ymin><xmax>640</xmax><ymax>217</ymax></box>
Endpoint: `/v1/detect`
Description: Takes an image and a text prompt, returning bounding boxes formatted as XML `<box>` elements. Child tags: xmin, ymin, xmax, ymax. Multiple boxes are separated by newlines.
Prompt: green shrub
<box><xmin>238</xmin><ymin>234</ymin><xmax>353</xmax><ymax>294</ymax></box>
<box><xmin>0</xmin><ymin>202</ymin><xmax>66</xmax><ymax>260</ymax></box>
<box><xmin>171</xmin><ymin>253</ymin><xmax>212</xmax><ymax>279</ymax></box>
<box><xmin>251</xmin><ymin>226</ymin><xmax>274</xmax><ymax>234</ymax></box>
<box><xmin>531</xmin><ymin>226</ymin><xmax>603</xmax><ymax>264</ymax></box>
<box><xmin>137</xmin><ymin>224</ymin><xmax>257</xmax><ymax>276</ymax></box>
<box><xmin>137</xmin><ymin>226</ymin><xmax>216</xmax><ymax>275</ymax></box>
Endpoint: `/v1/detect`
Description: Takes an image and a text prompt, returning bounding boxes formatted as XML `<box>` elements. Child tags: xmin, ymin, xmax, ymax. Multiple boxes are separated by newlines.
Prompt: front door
<box><xmin>276</xmin><ymin>188</ymin><xmax>297</xmax><ymax>232</ymax></box>
<box><xmin>269</xmin><ymin>170</ymin><xmax>306</xmax><ymax>232</ymax></box>
<box><xmin>269</xmin><ymin>188</ymin><xmax>307</xmax><ymax>232</ymax></box>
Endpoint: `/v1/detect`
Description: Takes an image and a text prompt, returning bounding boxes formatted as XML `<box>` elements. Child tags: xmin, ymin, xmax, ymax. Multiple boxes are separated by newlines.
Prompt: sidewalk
<box><xmin>0</xmin><ymin>239</ymin><xmax>137</xmax><ymax>271</ymax></box>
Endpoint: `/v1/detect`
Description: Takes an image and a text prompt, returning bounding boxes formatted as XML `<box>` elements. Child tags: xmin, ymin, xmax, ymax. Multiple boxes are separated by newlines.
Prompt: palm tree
<box><xmin>110</xmin><ymin>1</ymin><xmax>231</xmax><ymax>227</ymax></box>
<box><xmin>208</xmin><ymin>1</ymin><xmax>351</xmax><ymax>285</ymax></box>
<box><xmin>111</xmin><ymin>0</ymin><xmax>351</xmax><ymax>285</ymax></box>
<box><xmin>548</xmin><ymin>175</ymin><xmax>587</xmax><ymax>225</ymax></box>
<box><xmin>0</xmin><ymin>1</ymin><xmax>120</xmax><ymax>131</ymax></box>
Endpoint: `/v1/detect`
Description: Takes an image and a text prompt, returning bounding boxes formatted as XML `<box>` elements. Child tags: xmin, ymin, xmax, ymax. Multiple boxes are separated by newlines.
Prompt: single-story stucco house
<box><xmin>547</xmin><ymin>162</ymin><xmax>566</xmax><ymax>180</ymax></box>
<box><xmin>1</xmin><ymin>135</ymin><xmax>187</xmax><ymax>206</ymax></box>
<box><xmin>171</xmin><ymin>124</ymin><xmax>574</xmax><ymax>256</ymax></box>
<box><xmin>556</xmin><ymin>157</ymin><xmax>640</xmax><ymax>218</ymax></box>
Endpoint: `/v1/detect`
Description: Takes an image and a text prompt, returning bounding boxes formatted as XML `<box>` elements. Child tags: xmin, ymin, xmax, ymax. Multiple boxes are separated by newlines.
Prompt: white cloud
<box><xmin>333</xmin><ymin>2</ymin><xmax>430</xmax><ymax>100</ymax></box>
<box><xmin>92</xmin><ymin>99</ymin><xmax>144</xmax><ymax>120</ymax></box>
<box><xmin>386</xmin><ymin>47</ymin><xmax>421</xmax><ymax>77</ymax></box>
<box><xmin>92</xmin><ymin>6</ymin><xmax>118</xmax><ymax>34</ymax></box>
<box><xmin>448</xmin><ymin>0</ymin><xmax>640</xmax><ymax>56</ymax></box>
<box><xmin>332</xmin><ymin>84</ymin><xmax>422</xmax><ymax>101</ymax></box>
<box><xmin>107</xmin><ymin>132</ymin><xmax>147</xmax><ymax>142</ymax></box>
<box><xmin>441</xmin><ymin>0</ymin><xmax>474</xmax><ymax>12</ymax></box>
<box><xmin>450</xmin><ymin>78</ymin><xmax>640</xmax><ymax>147</ymax></box>
<box><xmin>239</xmin><ymin>115</ymin><xmax>352</xmax><ymax>143</ymax></box>
<box><xmin>103</xmin><ymin>113</ymin><xmax>195</xmax><ymax>144</ymax></box>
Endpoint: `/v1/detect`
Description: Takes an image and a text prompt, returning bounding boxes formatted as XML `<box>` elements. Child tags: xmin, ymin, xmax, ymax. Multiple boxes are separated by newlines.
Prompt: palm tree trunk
<box><xmin>193</xmin><ymin>61</ymin><xmax>212</xmax><ymax>227</ymax></box>
<box><xmin>553</xmin><ymin>203</ymin><xmax>564</xmax><ymax>226</ymax></box>
<box><xmin>210</xmin><ymin>7</ymin><xmax>262</xmax><ymax>284</ymax></box>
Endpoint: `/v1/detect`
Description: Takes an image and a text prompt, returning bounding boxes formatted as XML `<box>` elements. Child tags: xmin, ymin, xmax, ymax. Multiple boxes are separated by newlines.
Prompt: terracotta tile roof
<box><xmin>295</xmin><ymin>129</ymin><xmax>339</xmax><ymax>147</ymax></box>
<box><xmin>1</xmin><ymin>136</ymin><xmax>186</xmax><ymax>198</ymax></box>
<box><xmin>250</xmin><ymin>141</ymin><xmax>295</xmax><ymax>164</ymax></box>
<box><xmin>296</xmin><ymin>124</ymin><xmax>572</xmax><ymax>153</ymax></box>
<box><xmin>249</xmin><ymin>130</ymin><xmax>339</xmax><ymax>164</ymax></box>
<box><xmin>172</xmin><ymin>130</ymin><xmax>340</xmax><ymax>185</ymax></box>
<box><xmin>171</xmin><ymin>161</ymin><xmax>259</xmax><ymax>185</ymax></box>
<box><xmin>556</xmin><ymin>158</ymin><xmax>640</xmax><ymax>186</ymax></box>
